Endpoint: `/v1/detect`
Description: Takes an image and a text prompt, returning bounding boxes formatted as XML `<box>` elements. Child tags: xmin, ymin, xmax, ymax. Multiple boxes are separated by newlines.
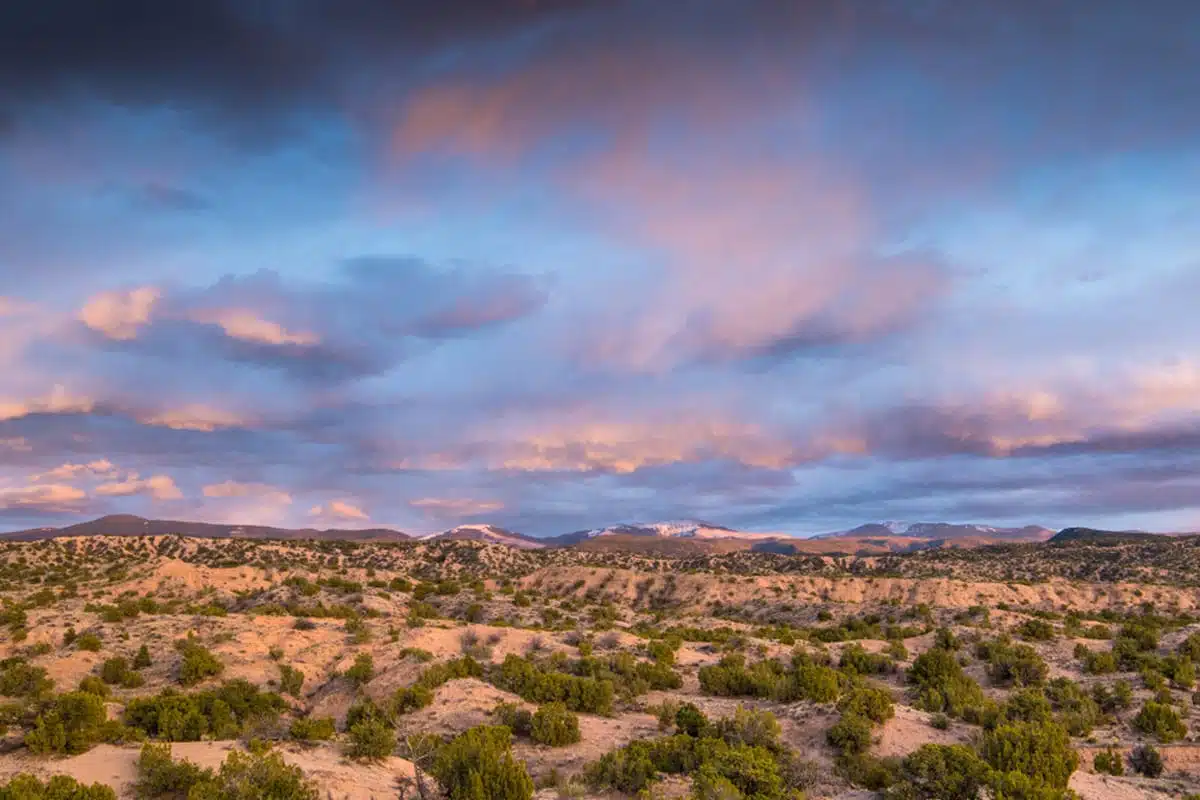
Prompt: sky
<box><xmin>1</xmin><ymin>0</ymin><xmax>1199</xmax><ymax>537</ymax></box>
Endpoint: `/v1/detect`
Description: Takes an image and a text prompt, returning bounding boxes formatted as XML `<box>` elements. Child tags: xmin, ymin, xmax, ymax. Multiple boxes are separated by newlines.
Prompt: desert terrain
<box><xmin>0</xmin><ymin>531</ymin><xmax>1198</xmax><ymax>799</ymax></box>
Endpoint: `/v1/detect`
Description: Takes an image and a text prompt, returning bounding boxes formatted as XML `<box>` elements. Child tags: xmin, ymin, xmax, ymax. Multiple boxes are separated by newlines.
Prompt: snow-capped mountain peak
<box><xmin>577</xmin><ymin>519</ymin><xmax>784</xmax><ymax>541</ymax></box>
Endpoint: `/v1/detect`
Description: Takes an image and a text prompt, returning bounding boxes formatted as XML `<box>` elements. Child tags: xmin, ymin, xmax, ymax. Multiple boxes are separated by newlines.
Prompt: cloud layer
<box><xmin>0</xmin><ymin>1</ymin><xmax>1197</xmax><ymax>534</ymax></box>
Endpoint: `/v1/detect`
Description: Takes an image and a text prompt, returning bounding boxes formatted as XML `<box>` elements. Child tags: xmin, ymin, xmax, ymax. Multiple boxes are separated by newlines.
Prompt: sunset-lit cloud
<box><xmin>190</xmin><ymin>309</ymin><xmax>320</xmax><ymax>347</ymax></box>
<box><xmin>95</xmin><ymin>474</ymin><xmax>183</xmax><ymax>501</ymax></box>
<box><xmin>79</xmin><ymin>286</ymin><xmax>160</xmax><ymax>340</ymax></box>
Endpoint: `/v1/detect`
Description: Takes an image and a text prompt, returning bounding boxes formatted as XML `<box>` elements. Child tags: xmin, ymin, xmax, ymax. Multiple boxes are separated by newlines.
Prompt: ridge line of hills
<box><xmin>0</xmin><ymin>515</ymin><xmax>1187</xmax><ymax>554</ymax></box>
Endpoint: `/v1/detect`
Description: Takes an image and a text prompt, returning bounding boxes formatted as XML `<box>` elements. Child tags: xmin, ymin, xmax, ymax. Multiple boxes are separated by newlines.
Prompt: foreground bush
<box><xmin>0</xmin><ymin>774</ymin><xmax>116</xmax><ymax>799</ymax></box>
<box><xmin>979</xmin><ymin>720</ymin><xmax>1077</xmax><ymax>791</ymax></box>
<box><xmin>25</xmin><ymin>692</ymin><xmax>112</xmax><ymax>755</ymax></box>
<box><xmin>491</xmin><ymin>655</ymin><xmax>612</xmax><ymax>714</ymax></box>
<box><xmin>124</xmin><ymin>680</ymin><xmax>286</xmax><ymax>741</ymax></box>
<box><xmin>1132</xmin><ymin>701</ymin><xmax>1188</xmax><ymax>742</ymax></box>
<box><xmin>134</xmin><ymin>742</ymin><xmax>319</xmax><ymax>799</ymax></box>
<box><xmin>432</xmin><ymin>725</ymin><xmax>534</xmax><ymax>800</ymax></box>
<box><xmin>177</xmin><ymin>641</ymin><xmax>224</xmax><ymax>687</ymax></box>
<box><xmin>1130</xmin><ymin>744</ymin><xmax>1164</xmax><ymax>777</ymax></box>
<box><xmin>346</xmin><ymin>719</ymin><xmax>394</xmax><ymax>760</ymax></box>
<box><xmin>289</xmin><ymin>716</ymin><xmax>335</xmax><ymax>741</ymax></box>
<box><xmin>906</xmin><ymin>648</ymin><xmax>987</xmax><ymax>720</ymax></box>
<box><xmin>530</xmin><ymin>703</ymin><xmax>580</xmax><ymax>746</ymax></box>
<box><xmin>1093</xmin><ymin>748</ymin><xmax>1124</xmax><ymax>776</ymax></box>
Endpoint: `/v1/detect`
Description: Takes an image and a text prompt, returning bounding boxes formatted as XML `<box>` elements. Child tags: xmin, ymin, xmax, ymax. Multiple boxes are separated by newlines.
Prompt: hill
<box><xmin>1049</xmin><ymin>526</ymin><xmax>1170</xmax><ymax>544</ymax></box>
<box><xmin>0</xmin><ymin>514</ymin><xmax>410</xmax><ymax>542</ymax></box>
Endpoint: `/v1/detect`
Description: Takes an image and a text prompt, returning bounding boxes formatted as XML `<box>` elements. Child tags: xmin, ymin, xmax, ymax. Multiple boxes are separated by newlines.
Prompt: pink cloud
<box><xmin>308</xmin><ymin>500</ymin><xmax>369</xmax><ymax>522</ymax></box>
<box><xmin>0</xmin><ymin>483</ymin><xmax>87</xmax><ymax>511</ymax></box>
<box><xmin>95</xmin><ymin>474</ymin><xmax>183</xmax><ymax>500</ymax></box>
<box><xmin>79</xmin><ymin>286</ymin><xmax>160</xmax><ymax>340</ymax></box>
<box><xmin>190</xmin><ymin>308</ymin><xmax>319</xmax><ymax>347</ymax></box>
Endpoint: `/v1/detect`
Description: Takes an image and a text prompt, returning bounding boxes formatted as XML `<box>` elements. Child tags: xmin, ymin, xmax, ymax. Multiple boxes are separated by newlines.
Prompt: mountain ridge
<box><xmin>0</xmin><ymin>515</ymin><xmax>1172</xmax><ymax>553</ymax></box>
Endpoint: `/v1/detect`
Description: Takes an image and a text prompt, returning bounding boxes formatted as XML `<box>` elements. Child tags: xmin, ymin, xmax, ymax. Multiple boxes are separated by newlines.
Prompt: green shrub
<box><xmin>134</xmin><ymin>742</ymin><xmax>214</xmax><ymax>797</ymax></box>
<box><xmin>1093</xmin><ymin>748</ymin><xmax>1124</xmax><ymax>776</ymax></box>
<box><xmin>0</xmin><ymin>774</ymin><xmax>116</xmax><ymax>799</ymax></box>
<box><xmin>1016</xmin><ymin>619</ymin><xmax>1056</xmax><ymax>642</ymax></box>
<box><xmin>889</xmin><ymin>743</ymin><xmax>990</xmax><ymax>800</ymax></box>
<box><xmin>491</xmin><ymin>655</ymin><xmax>613</xmax><ymax>714</ymax></box>
<box><xmin>346</xmin><ymin>719</ymin><xmax>394</xmax><ymax>760</ymax></box>
<box><xmin>432</xmin><ymin>726</ymin><xmax>534</xmax><ymax>800</ymax></box>
<box><xmin>76</xmin><ymin>633</ymin><xmax>102</xmax><ymax>652</ymax></box>
<box><xmin>278</xmin><ymin>664</ymin><xmax>304</xmax><ymax>698</ymax></box>
<box><xmin>675</xmin><ymin>703</ymin><xmax>710</xmax><ymax>738</ymax></box>
<box><xmin>907</xmin><ymin>649</ymin><xmax>987</xmax><ymax>719</ymax></box>
<box><xmin>530</xmin><ymin>703</ymin><xmax>580</xmax><ymax>746</ymax></box>
<box><xmin>0</xmin><ymin>657</ymin><xmax>54</xmax><ymax>698</ymax></box>
<box><xmin>344</xmin><ymin>653</ymin><xmax>374</xmax><ymax>687</ymax></box>
<box><xmin>977</xmin><ymin>638</ymin><xmax>1048</xmax><ymax>687</ymax></box>
<box><xmin>979</xmin><ymin>721</ymin><xmax>1077</xmax><ymax>790</ymax></box>
<box><xmin>1132</xmin><ymin>701</ymin><xmax>1187</xmax><ymax>742</ymax></box>
<box><xmin>837</xmin><ymin>687</ymin><xmax>895</xmax><ymax>724</ymax></box>
<box><xmin>1130</xmin><ymin>744</ymin><xmax>1163</xmax><ymax>777</ymax></box>
<box><xmin>25</xmin><ymin>692</ymin><xmax>109</xmax><ymax>754</ymax></box>
<box><xmin>133</xmin><ymin>645</ymin><xmax>152</xmax><ymax>669</ymax></box>
<box><xmin>839</xmin><ymin>644</ymin><xmax>894</xmax><ymax>676</ymax></box>
<box><xmin>289</xmin><ymin>716</ymin><xmax>336</xmax><ymax>741</ymax></box>
<box><xmin>826</xmin><ymin>714</ymin><xmax>872</xmax><ymax>756</ymax></box>
<box><xmin>492</xmin><ymin>702</ymin><xmax>533</xmax><ymax>736</ymax></box>
<box><xmin>1082</xmin><ymin>650</ymin><xmax>1117</xmax><ymax>675</ymax></box>
<box><xmin>124</xmin><ymin>680</ymin><xmax>286</xmax><ymax>741</ymax></box>
<box><xmin>177</xmin><ymin>641</ymin><xmax>223</xmax><ymax>686</ymax></box>
<box><xmin>713</xmin><ymin>706</ymin><xmax>781</xmax><ymax>752</ymax></box>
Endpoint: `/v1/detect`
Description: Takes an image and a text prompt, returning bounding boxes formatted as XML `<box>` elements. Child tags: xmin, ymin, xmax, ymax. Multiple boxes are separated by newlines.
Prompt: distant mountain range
<box><xmin>1</xmin><ymin>514</ymin><xmax>1176</xmax><ymax>554</ymax></box>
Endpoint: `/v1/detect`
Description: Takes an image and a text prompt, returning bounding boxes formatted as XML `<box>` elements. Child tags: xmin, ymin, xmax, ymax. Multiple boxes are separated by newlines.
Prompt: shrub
<box><xmin>78</xmin><ymin>676</ymin><xmax>111</xmax><ymax>698</ymax></box>
<box><xmin>714</xmin><ymin>706</ymin><xmax>782</xmax><ymax>752</ymax></box>
<box><xmin>890</xmin><ymin>743</ymin><xmax>990</xmax><ymax>800</ymax></box>
<box><xmin>1083</xmin><ymin>650</ymin><xmax>1117</xmax><ymax>675</ymax></box>
<box><xmin>826</xmin><ymin>714</ymin><xmax>872</xmax><ymax>756</ymax></box>
<box><xmin>530</xmin><ymin>703</ymin><xmax>581</xmax><ymax>747</ymax></box>
<box><xmin>346</xmin><ymin>719</ymin><xmax>394</xmax><ymax>760</ymax></box>
<box><xmin>0</xmin><ymin>774</ymin><xmax>116</xmax><ymax>799</ymax></box>
<box><xmin>124</xmin><ymin>681</ymin><xmax>286</xmax><ymax>741</ymax></box>
<box><xmin>432</xmin><ymin>726</ymin><xmax>534</xmax><ymax>800</ymax></box>
<box><xmin>134</xmin><ymin>742</ymin><xmax>213</xmax><ymax>797</ymax></box>
<box><xmin>278</xmin><ymin>664</ymin><xmax>304</xmax><ymax>698</ymax></box>
<box><xmin>177</xmin><ymin>641</ymin><xmax>223</xmax><ymax>686</ymax></box>
<box><xmin>675</xmin><ymin>703</ymin><xmax>710</xmax><ymax>738</ymax></box>
<box><xmin>839</xmin><ymin>644</ymin><xmax>893</xmax><ymax>676</ymax></box>
<box><xmin>100</xmin><ymin>656</ymin><xmax>142</xmax><ymax>687</ymax></box>
<box><xmin>907</xmin><ymin>649</ymin><xmax>987</xmax><ymax>719</ymax></box>
<box><xmin>0</xmin><ymin>657</ymin><xmax>54</xmax><ymax>698</ymax></box>
<box><xmin>343</xmin><ymin>652</ymin><xmax>374</xmax><ymax>687</ymax></box>
<box><xmin>837</xmin><ymin>687</ymin><xmax>895</xmax><ymax>724</ymax></box>
<box><xmin>1016</xmin><ymin>619</ymin><xmax>1056</xmax><ymax>641</ymax></box>
<box><xmin>1132</xmin><ymin>701</ymin><xmax>1187</xmax><ymax>742</ymax></box>
<box><xmin>1130</xmin><ymin>744</ymin><xmax>1164</xmax><ymax>778</ymax></box>
<box><xmin>1093</xmin><ymin>748</ymin><xmax>1124</xmax><ymax>776</ymax></box>
<box><xmin>76</xmin><ymin>633</ymin><xmax>102</xmax><ymax>652</ymax></box>
<box><xmin>133</xmin><ymin>645</ymin><xmax>152</xmax><ymax>669</ymax></box>
<box><xmin>25</xmin><ymin>692</ymin><xmax>109</xmax><ymax>754</ymax></box>
<box><xmin>289</xmin><ymin>716</ymin><xmax>336</xmax><ymax>741</ymax></box>
<box><xmin>492</xmin><ymin>702</ymin><xmax>533</xmax><ymax>736</ymax></box>
<box><xmin>491</xmin><ymin>655</ymin><xmax>613</xmax><ymax>714</ymax></box>
<box><xmin>979</xmin><ymin>639</ymin><xmax>1048</xmax><ymax>687</ymax></box>
<box><xmin>979</xmin><ymin>720</ymin><xmax>1078</xmax><ymax>790</ymax></box>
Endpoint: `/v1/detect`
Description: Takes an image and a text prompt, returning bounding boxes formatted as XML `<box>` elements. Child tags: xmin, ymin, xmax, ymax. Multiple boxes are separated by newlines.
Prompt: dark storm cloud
<box><xmin>0</xmin><ymin>0</ymin><xmax>601</xmax><ymax>135</ymax></box>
